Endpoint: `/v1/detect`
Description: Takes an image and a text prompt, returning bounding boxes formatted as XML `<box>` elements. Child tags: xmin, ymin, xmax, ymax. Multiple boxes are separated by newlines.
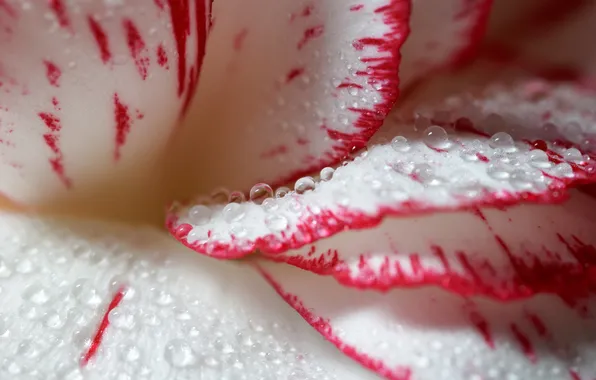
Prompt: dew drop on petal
<box><xmin>210</xmin><ymin>188</ymin><xmax>230</xmax><ymax>203</ymax></box>
<box><xmin>228</xmin><ymin>191</ymin><xmax>246</xmax><ymax>203</ymax></box>
<box><xmin>164</xmin><ymin>339</ymin><xmax>197</xmax><ymax>368</ymax></box>
<box><xmin>552</xmin><ymin>162</ymin><xmax>574</xmax><ymax>178</ymax></box>
<box><xmin>489</xmin><ymin>132</ymin><xmax>516</xmax><ymax>151</ymax></box>
<box><xmin>486</xmin><ymin>163</ymin><xmax>513</xmax><ymax>180</ymax></box>
<box><xmin>320</xmin><ymin>167</ymin><xmax>334</xmax><ymax>181</ymax></box>
<box><xmin>391</xmin><ymin>136</ymin><xmax>410</xmax><ymax>152</ymax></box>
<box><xmin>222</xmin><ymin>203</ymin><xmax>246</xmax><ymax>223</ymax></box>
<box><xmin>265</xmin><ymin>215</ymin><xmax>289</xmax><ymax>232</ymax></box>
<box><xmin>261</xmin><ymin>198</ymin><xmax>278</xmax><ymax>212</ymax></box>
<box><xmin>528</xmin><ymin>150</ymin><xmax>552</xmax><ymax>169</ymax></box>
<box><xmin>423</xmin><ymin>126</ymin><xmax>451</xmax><ymax>150</ymax></box>
<box><xmin>275</xmin><ymin>187</ymin><xmax>291</xmax><ymax>199</ymax></box>
<box><xmin>563</xmin><ymin>148</ymin><xmax>583</xmax><ymax>163</ymax></box>
<box><xmin>250</xmin><ymin>183</ymin><xmax>273</xmax><ymax>204</ymax></box>
<box><xmin>294</xmin><ymin>177</ymin><xmax>316</xmax><ymax>194</ymax></box>
<box><xmin>188</xmin><ymin>205</ymin><xmax>211</xmax><ymax>226</ymax></box>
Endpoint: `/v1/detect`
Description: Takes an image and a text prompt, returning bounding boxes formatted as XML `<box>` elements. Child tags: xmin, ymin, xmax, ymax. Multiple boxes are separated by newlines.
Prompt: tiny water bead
<box><xmin>275</xmin><ymin>187</ymin><xmax>291</xmax><ymax>198</ymax></box>
<box><xmin>188</xmin><ymin>205</ymin><xmax>211</xmax><ymax>226</ymax></box>
<box><xmin>222</xmin><ymin>203</ymin><xmax>246</xmax><ymax>223</ymax></box>
<box><xmin>486</xmin><ymin>163</ymin><xmax>513</xmax><ymax>180</ymax></box>
<box><xmin>423</xmin><ymin>126</ymin><xmax>452</xmax><ymax>150</ymax></box>
<box><xmin>391</xmin><ymin>136</ymin><xmax>410</xmax><ymax>152</ymax></box>
<box><xmin>228</xmin><ymin>191</ymin><xmax>246</xmax><ymax>204</ymax></box>
<box><xmin>210</xmin><ymin>188</ymin><xmax>230</xmax><ymax>203</ymax></box>
<box><xmin>320</xmin><ymin>167</ymin><xmax>335</xmax><ymax>182</ymax></box>
<box><xmin>249</xmin><ymin>183</ymin><xmax>273</xmax><ymax>204</ymax></box>
<box><xmin>552</xmin><ymin>162</ymin><xmax>574</xmax><ymax>178</ymax></box>
<box><xmin>294</xmin><ymin>177</ymin><xmax>316</xmax><ymax>194</ymax></box>
<box><xmin>489</xmin><ymin>132</ymin><xmax>516</xmax><ymax>152</ymax></box>
<box><xmin>563</xmin><ymin>148</ymin><xmax>583</xmax><ymax>163</ymax></box>
<box><xmin>265</xmin><ymin>215</ymin><xmax>289</xmax><ymax>232</ymax></box>
<box><xmin>528</xmin><ymin>150</ymin><xmax>552</xmax><ymax>169</ymax></box>
<box><xmin>261</xmin><ymin>198</ymin><xmax>279</xmax><ymax>212</ymax></box>
<box><xmin>164</xmin><ymin>339</ymin><xmax>198</xmax><ymax>368</ymax></box>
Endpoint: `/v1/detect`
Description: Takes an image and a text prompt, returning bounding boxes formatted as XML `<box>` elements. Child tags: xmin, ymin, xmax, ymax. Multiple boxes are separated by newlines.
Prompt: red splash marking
<box><xmin>337</xmin><ymin>82</ymin><xmax>364</xmax><ymax>90</ymax></box>
<box><xmin>468</xmin><ymin>311</ymin><xmax>495</xmax><ymax>349</ymax></box>
<box><xmin>233</xmin><ymin>28</ymin><xmax>249</xmax><ymax>51</ymax></box>
<box><xmin>80</xmin><ymin>286</ymin><xmax>126</xmax><ymax>366</ymax></box>
<box><xmin>123</xmin><ymin>19</ymin><xmax>149</xmax><ymax>80</ymax></box>
<box><xmin>510</xmin><ymin>324</ymin><xmax>536</xmax><ymax>363</ymax></box>
<box><xmin>350</xmin><ymin>4</ymin><xmax>364</xmax><ymax>11</ymax></box>
<box><xmin>43</xmin><ymin>60</ymin><xmax>61</xmax><ymax>87</ymax></box>
<box><xmin>526</xmin><ymin>313</ymin><xmax>548</xmax><ymax>337</ymax></box>
<box><xmin>297</xmin><ymin>25</ymin><xmax>324</xmax><ymax>50</ymax></box>
<box><xmin>156</xmin><ymin>44</ymin><xmax>168</xmax><ymax>68</ymax></box>
<box><xmin>260</xmin><ymin>145</ymin><xmax>288</xmax><ymax>159</ymax></box>
<box><xmin>113</xmin><ymin>93</ymin><xmax>132</xmax><ymax>161</ymax></box>
<box><xmin>569</xmin><ymin>370</ymin><xmax>582</xmax><ymax>380</ymax></box>
<box><xmin>48</xmin><ymin>0</ymin><xmax>70</xmax><ymax>29</ymax></box>
<box><xmin>476</xmin><ymin>153</ymin><xmax>489</xmax><ymax>162</ymax></box>
<box><xmin>167</xmin><ymin>0</ymin><xmax>191</xmax><ymax>96</ymax></box>
<box><xmin>154</xmin><ymin>0</ymin><xmax>166</xmax><ymax>10</ymax></box>
<box><xmin>0</xmin><ymin>0</ymin><xmax>16</xmax><ymax>17</ymax></box>
<box><xmin>290</xmin><ymin>4</ymin><xmax>314</xmax><ymax>21</ymax></box>
<box><xmin>38</xmin><ymin>112</ymin><xmax>71</xmax><ymax>188</ymax></box>
<box><xmin>286</xmin><ymin>67</ymin><xmax>305</xmax><ymax>83</ymax></box>
<box><xmin>258</xmin><ymin>267</ymin><xmax>413</xmax><ymax>380</ymax></box>
<box><xmin>88</xmin><ymin>16</ymin><xmax>112</xmax><ymax>64</ymax></box>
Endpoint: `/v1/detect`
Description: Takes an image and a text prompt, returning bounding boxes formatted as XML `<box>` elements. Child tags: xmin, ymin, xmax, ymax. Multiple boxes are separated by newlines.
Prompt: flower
<box><xmin>0</xmin><ymin>1</ymin><xmax>595</xmax><ymax>379</ymax></box>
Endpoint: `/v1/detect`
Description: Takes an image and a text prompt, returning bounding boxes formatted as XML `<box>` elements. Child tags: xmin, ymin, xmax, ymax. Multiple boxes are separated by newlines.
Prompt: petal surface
<box><xmin>168</xmin><ymin>79</ymin><xmax>596</xmax><ymax>259</ymax></box>
<box><xmin>167</xmin><ymin>0</ymin><xmax>407</xmax><ymax>197</ymax></box>
<box><xmin>0</xmin><ymin>1</ymin><xmax>207</xmax><ymax>218</ymax></box>
<box><xmin>259</xmin><ymin>261</ymin><xmax>596</xmax><ymax>380</ymax></box>
<box><xmin>262</xmin><ymin>190</ymin><xmax>596</xmax><ymax>300</ymax></box>
<box><xmin>399</xmin><ymin>0</ymin><xmax>493</xmax><ymax>86</ymax></box>
<box><xmin>0</xmin><ymin>213</ymin><xmax>378</xmax><ymax>379</ymax></box>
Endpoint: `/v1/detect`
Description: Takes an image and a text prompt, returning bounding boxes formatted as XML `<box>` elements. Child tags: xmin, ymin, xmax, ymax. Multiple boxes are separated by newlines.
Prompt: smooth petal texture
<box><xmin>167</xmin><ymin>0</ymin><xmax>407</xmax><ymax>198</ymax></box>
<box><xmin>259</xmin><ymin>261</ymin><xmax>596</xmax><ymax>380</ymax></box>
<box><xmin>168</xmin><ymin>79</ymin><xmax>596</xmax><ymax>259</ymax></box>
<box><xmin>0</xmin><ymin>1</ymin><xmax>207</xmax><ymax>219</ymax></box>
<box><xmin>399</xmin><ymin>0</ymin><xmax>493</xmax><ymax>86</ymax></box>
<box><xmin>261</xmin><ymin>190</ymin><xmax>596</xmax><ymax>301</ymax></box>
<box><xmin>0</xmin><ymin>213</ymin><xmax>378</xmax><ymax>380</ymax></box>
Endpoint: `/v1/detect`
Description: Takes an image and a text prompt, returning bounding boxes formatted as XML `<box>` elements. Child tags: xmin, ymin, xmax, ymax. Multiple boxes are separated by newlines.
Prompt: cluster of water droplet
<box><xmin>0</xmin><ymin>215</ymin><xmax>338</xmax><ymax>380</ymax></box>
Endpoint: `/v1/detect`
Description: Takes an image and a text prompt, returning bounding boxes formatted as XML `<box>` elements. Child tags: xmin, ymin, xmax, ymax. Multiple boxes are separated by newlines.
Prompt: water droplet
<box><xmin>250</xmin><ymin>183</ymin><xmax>273</xmax><ymax>204</ymax></box>
<box><xmin>460</xmin><ymin>148</ymin><xmax>479</xmax><ymax>162</ymax></box>
<box><xmin>0</xmin><ymin>259</ymin><xmax>12</xmax><ymax>278</ymax></box>
<box><xmin>486</xmin><ymin>163</ymin><xmax>513</xmax><ymax>180</ymax></box>
<box><xmin>15</xmin><ymin>258</ymin><xmax>35</xmax><ymax>274</ymax></box>
<box><xmin>188</xmin><ymin>205</ymin><xmax>211</xmax><ymax>226</ymax></box>
<box><xmin>563</xmin><ymin>148</ymin><xmax>583</xmax><ymax>163</ymax></box>
<box><xmin>222</xmin><ymin>203</ymin><xmax>246</xmax><ymax>223</ymax></box>
<box><xmin>109</xmin><ymin>308</ymin><xmax>136</xmax><ymax>330</ymax></box>
<box><xmin>73</xmin><ymin>281</ymin><xmax>102</xmax><ymax>307</ymax></box>
<box><xmin>412</xmin><ymin>164</ymin><xmax>441</xmax><ymax>185</ymax></box>
<box><xmin>265</xmin><ymin>215</ymin><xmax>289</xmax><ymax>232</ymax></box>
<box><xmin>229</xmin><ymin>223</ymin><xmax>248</xmax><ymax>238</ymax></box>
<box><xmin>261</xmin><ymin>198</ymin><xmax>279</xmax><ymax>212</ymax></box>
<box><xmin>275</xmin><ymin>187</ymin><xmax>291</xmax><ymax>198</ymax></box>
<box><xmin>552</xmin><ymin>162</ymin><xmax>574</xmax><ymax>178</ymax></box>
<box><xmin>528</xmin><ymin>150</ymin><xmax>552</xmax><ymax>168</ymax></box>
<box><xmin>320</xmin><ymin>167</ymin><xmax>334</xmax><ymax>181</ymax></box>
<box><xmin>164</xmin><ymin>339</ymin><xmax>197</xmax><ymax>368</ymax></box>
<box><xmin>22</xmin><ymin>284</ymin><xmax>50</xmax><ymax>305</ymax></box>
<box><xmin>489</xmin><ymin>132</ymin><xmax>516</xmax><ymax>151</ymax></box>
<box><xmin>294</xmin><ymin>177</ymin><xmax>316</xmax><ymax>194</ymax></box>
<box><xmin>153</xmin><ymin>289</ymin><xmax>174</xmax><ymax>306</ymax></box>
<box><xmin>423</xmin><ymin>126</ymin><xmax>451</xmax><ymax>150</ymax></box>
<box><xmin>228</xmin><ymin>191</ymin><xmax>246</xmax><ymax>203</ymax></box>
<box><xmin>120</xmin><ymin>343</ymin><xmax>142</xmax><ymax>363</ymax></box>
<box><xmin>391</xmin><ymin>136</ymin><xmax>410</xmax><ymax>152</ymax></box>
<box><xmin>44</xmin><ymin>311</ymin><xmax>65</xmax><ymax>329</ymax></box>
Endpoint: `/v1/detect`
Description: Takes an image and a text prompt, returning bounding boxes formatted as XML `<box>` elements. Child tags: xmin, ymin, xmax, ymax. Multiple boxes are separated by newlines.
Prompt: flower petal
<box><xmin>168</xmin><ymin>79</ymin><xmax>596</xmax><ymax>259</ymax></box>
<box><xmin>258</xmin><ymin>260</ymin><xmax>596</xmax><ymax>380</ymax></box>
<box><xmin>399</xmin><ymin>0</ymin><xmax>493</xmax><ymax>86</ymax></box>
<box><xmin>0</xmin><ymin>1</ymin><xmax>208</xmax><ymax>216</ymax></box>
<box><xmin>167</xmin><ymin>0</ymin><xmax>407</xmax><ymax>197</ymax></box>
<box><xmin>262</xmin><ymin>190</ymin><xmax>596</xmax><ymax>300</ymax></box>
<box><xmin>0</xmin><ymin>212</ymin><xmax>377</xmax><ymax>379</ymax></box>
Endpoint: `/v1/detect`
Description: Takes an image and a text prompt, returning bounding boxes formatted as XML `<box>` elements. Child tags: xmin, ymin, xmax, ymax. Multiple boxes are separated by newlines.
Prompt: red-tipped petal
<box><xmin>168</xmin><ymin>79</ymin><xmax>596</xmax><ymax>259</ymax></box>
<box><xmin>262</xmin><ymin>191</ymin><xmax>596</xmax><ymax>301</ymax></box>
<box><xmin>167</xmin><ymin>0</ymin><xmax>408</xmax><ymax>197</ymax></box>
<box><xmin>0</xmin><ymin>213</ymin><xmax>377</xmax><ymax>379</ymax></box>
<box><xmin>399</xmin><ymin>0</ymin><xmax>493</xmax><ymax>86</ymax></box>
<box><xmin>259</xmin><ymin>260</ymin><xmax>596</xmax><ymax>380</ymax></box>
<box><xmin>0</xmin><ymin>1</ymin><xmax>208</xmax><ymax>214</ymax></box>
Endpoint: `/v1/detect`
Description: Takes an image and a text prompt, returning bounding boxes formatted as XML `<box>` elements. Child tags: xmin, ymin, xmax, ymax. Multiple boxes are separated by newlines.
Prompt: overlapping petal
<box><xmin>168</xmin><ymin>79</ymin><xmax>596</xmax><ymax>260</ymax></box>
<box><xmin>0</xmin><ymin>1</ymin><xmax>208</xmax><ymax>218</ymax></box>
<box><xmin>0</xmin><ymin>212</ymin><xmax>377</xmax><ymax>379</ymax></box>
<box><xmin>259</xmin><ymin>260</ymin><xmax>596</xmax><ymax>380</ymax></box>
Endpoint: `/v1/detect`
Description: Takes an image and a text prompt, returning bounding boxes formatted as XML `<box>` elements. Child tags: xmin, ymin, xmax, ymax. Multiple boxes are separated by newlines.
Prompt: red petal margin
<box><xmin>166</xmin><ymin>0</ymin><xmax>408</xmax><ymax>199</ymax></box>
<box><xmin>258</xmin><ymin>261</ymin><xmax>596</xmax><ymax>380</ymax></box>
<box><xmin>168</xmin><ymin>79</ymin><xmax>596</xmax><ymax>261</ymax></box>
